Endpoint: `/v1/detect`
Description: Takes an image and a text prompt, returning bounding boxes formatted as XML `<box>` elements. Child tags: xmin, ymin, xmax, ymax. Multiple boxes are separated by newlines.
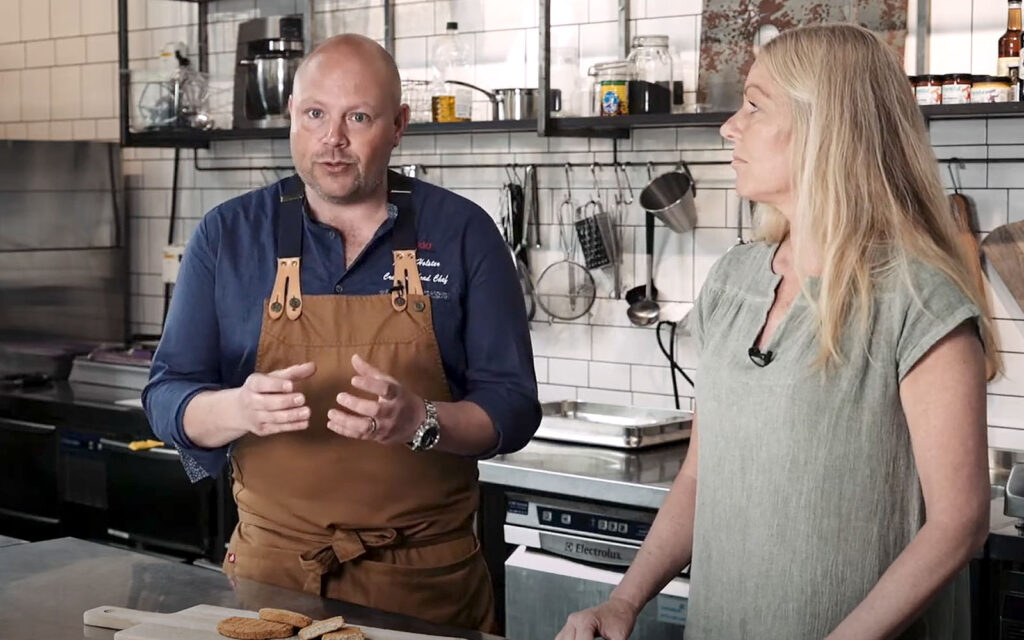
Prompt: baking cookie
<box><xmin>297</xmin><ymin>616</ymin><xmax>347</xmax><ymax>640</ymax></box>
<box><xmin>259</xmin><ymin>608</ymin><xmax>314</xmax><ymax>628</ymax></box>
<box><xmin>323</xmin><ymin>627</ymin><xmax>365</xmax><ymax>640</ymax></box>
<box><xmin>216</xmin><ymin>616</ymin><xmax>294</xmax><ymax>640</ymax></box>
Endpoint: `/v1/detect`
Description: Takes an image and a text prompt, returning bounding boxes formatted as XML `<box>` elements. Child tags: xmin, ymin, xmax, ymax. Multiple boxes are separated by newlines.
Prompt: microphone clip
<box><xmin>748</xmin><ymin>346</ymin><xmax>774</xmax><ymax>367</ymax></box>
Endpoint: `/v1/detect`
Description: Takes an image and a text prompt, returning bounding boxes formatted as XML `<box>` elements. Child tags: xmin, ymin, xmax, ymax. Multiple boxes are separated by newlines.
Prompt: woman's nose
<box><xmin>720</xmin><ymin>113</ymin><xmax>740</xmax><ymax>143</ymax></box>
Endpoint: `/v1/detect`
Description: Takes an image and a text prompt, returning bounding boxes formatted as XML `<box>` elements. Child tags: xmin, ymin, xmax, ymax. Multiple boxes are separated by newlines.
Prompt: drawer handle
<box><xmin>99</xmin><ymin>438</ymin><xmax>180</xmax><ymax>459</ymax></box>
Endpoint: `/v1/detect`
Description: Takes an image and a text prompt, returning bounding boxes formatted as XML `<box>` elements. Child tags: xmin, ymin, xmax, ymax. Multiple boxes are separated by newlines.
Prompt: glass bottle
<box><xmin>627</xmin><ymin>35</ymin><xmax>673</xmax><ymax>115</ymax></box>
<box><xmin>430</xmin><ymin>22</ymin><xmax>472</xmax><ymax>123</ymax></box>
<box><xmin>999</xmin><ymin>0</ymin><xmax>1022</xmax><ymax>86</ymax></box>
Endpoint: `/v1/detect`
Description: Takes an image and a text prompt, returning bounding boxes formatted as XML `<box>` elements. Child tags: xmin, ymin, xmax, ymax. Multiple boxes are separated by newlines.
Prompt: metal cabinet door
<box><xmin>0</xmin><ymin>417</ymin><xmax>60</xmax><ymax>524</ymax></box>
<box><xmin>101</xmin><ymin>438</ymin><xmax>214</xmax><ymax>558</ymax></box>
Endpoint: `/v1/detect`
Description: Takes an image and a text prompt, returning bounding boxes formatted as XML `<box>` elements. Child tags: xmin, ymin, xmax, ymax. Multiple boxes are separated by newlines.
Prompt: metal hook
<box><xmin>589</xmin><ymin>163</ymin><xmax>602</xmax><ymax>204</ymax></box>
<box><xmin>564</xmin><ymin>163</ymin><xmax>574</xmax><ymax>201</ymax></box>
<box><xmin>617</xmin><ymin>163</ymin><xmax>634</xmax><ymax>204</ymax></box>
<box><xmin>612</xmin><ymin>164</ymin><xmax>625</xmax><ymax>206</ymax></box>
<box><xmin>646</xmin><ymin>161</ymin><xmax>655</xmax><ymax>181</ymax></box>
<box><xmin>504</xmin><ymin>163</ymin><xmax>516</xmax><ymax>185</ymax></box>
<box><xmin>946</xmin><ymin>158</ymin><xmax>965</xmax><ymax>195</ymax></box>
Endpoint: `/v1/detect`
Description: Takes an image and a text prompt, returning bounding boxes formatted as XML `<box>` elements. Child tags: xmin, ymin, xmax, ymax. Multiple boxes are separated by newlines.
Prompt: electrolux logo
<box><xmin>566</xmin><ymin>541</ymin><xmax>623</xmax><ymax>561</ymax></box>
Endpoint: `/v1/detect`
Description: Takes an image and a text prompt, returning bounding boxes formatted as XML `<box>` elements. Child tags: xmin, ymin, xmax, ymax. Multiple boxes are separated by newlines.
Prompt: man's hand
<box><xmin>327</xmin><ymin>354</ymin><xmax>425</xmax><ymax>444</ymax></box>
<box><xmin>232</xmin><ymin>361</ymin><xmax>316</xmax><ymax>436</ymax></box>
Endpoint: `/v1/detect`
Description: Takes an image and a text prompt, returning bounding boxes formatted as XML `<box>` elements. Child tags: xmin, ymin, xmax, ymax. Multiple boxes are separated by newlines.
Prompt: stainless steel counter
<box><xmin>479</xmin><ymin>438</ymin><xmax>688</xmax><ymax>509</ymax></box>
<box><xmin>0</xmin><ymin>538</ymin><xmax>501</xmax><ymax>640</ymax></box>
<box><xmin>0</xmin><ymin>534</ymin><xmax>25</xmax><ymax>548</ymax></box>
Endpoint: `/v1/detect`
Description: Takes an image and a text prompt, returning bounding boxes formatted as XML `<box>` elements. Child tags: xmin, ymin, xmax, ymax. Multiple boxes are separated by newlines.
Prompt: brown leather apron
<box><xmin>222</xmin><ymin>172</ymin><xmax>496</xmax><ymax>632</ymax></box>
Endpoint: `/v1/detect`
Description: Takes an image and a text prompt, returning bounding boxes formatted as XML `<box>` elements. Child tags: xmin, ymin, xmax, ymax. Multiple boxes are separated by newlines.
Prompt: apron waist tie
<box><xmin>297</xmin><ymin>527</ymin><xmax>474</xmax><ymax>596</ymax></box>
<box><xmin>298</xmin><ymin>528</ymin><xmax>398</xmax><ymax>595</ymax></box>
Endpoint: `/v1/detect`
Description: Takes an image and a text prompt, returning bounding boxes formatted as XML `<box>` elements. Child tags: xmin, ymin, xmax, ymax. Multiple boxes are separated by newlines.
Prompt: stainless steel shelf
<box><xmin>120</xmin><ymin>104</ymin><xmax>1024</xmax><ymax>149</ymax></box>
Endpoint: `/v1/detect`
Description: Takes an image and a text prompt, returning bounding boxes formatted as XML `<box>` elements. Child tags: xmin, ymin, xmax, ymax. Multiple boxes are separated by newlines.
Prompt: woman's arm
<box><xmin>827</xmin><ymin>323</ymin><xmax>990</xmax><ymax>639</ymax></box>
<box><xmin>555</xmin><ymin>414</ymin><xmax>701</xmax><ymax>640</ymax></box>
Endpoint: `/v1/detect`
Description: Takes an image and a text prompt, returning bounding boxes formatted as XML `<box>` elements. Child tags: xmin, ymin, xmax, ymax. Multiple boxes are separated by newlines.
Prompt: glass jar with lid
<box><xmin>913</xmin><ymin>74</ymin><xmax>943</xmax><ymax>105</ymax></box>
<box><xmin>590</xmin><ymin>60</ymin><xmax>631</xmax><ymax>116</ymax></box>
<box><xmin>627</xmin><ymin>35</ymin><xmax>673</xmax><ymax>114</ymax></box>
<box><xmin>941</xmin><ymin>74</ymin><xmax>973</xmax><ymax>104</ymax></box>
<box><xmin>972</xmin><ymin>75</ymin><xmax>1014</xmax><ymax>102</ymax></box>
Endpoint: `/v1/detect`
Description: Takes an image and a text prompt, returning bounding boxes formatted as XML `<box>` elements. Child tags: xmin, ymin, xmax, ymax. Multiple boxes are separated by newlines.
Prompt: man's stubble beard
<box><xmin>303</xmin><ymin>163</ymin><xmax>385</xmax><ymax>206</ymax></box>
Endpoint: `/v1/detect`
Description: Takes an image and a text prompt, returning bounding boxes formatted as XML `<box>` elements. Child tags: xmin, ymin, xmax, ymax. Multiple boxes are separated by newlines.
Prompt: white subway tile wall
<box><xmin>0</xmin><ymin>0</ymin><xmax>1019</xmax><ymax>442</ymax></box>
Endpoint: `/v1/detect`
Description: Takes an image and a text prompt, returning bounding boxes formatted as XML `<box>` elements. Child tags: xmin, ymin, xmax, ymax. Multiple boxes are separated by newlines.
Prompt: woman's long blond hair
<box><xmin>754</xmin><ymin>24</ymin><xmax>1001</xmax><ymax>379</ymax></box>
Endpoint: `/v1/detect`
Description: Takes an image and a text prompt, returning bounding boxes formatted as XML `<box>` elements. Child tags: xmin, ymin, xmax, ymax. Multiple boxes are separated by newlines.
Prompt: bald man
<box><xmin>144</xmin><ymin>35</ymin><xmax>540</xmax><ymax>632</ymax></box>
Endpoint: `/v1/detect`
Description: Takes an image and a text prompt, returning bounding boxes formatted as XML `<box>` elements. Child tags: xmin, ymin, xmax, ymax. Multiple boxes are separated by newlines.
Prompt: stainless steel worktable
<box><xmin>479</xmin><ymin>438</ymin><xmax>688</xmax><ymax>510</ymax></box>
<box><xmin>0</xmin><ymin>534</ymin><xmax>25</xmax><ymax>548</ymax></box>
<box><xmin>0</xmin><ymin>538</ymin><xmax>502</xmax><ymax>640</ymax></box>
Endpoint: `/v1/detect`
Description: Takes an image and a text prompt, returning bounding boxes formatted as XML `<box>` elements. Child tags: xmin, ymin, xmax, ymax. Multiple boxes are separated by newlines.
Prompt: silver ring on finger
<box><xmin>368</xmin><ymin>416</ymin><xmax>378</xmax><ymax>436</ymax></box>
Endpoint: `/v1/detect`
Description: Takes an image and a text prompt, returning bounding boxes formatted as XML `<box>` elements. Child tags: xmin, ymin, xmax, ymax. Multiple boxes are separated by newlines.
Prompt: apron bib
<box><xmin>223</xmin><ymin>172</ymin><xmax>495</xmax><ymax>632</ymax></box>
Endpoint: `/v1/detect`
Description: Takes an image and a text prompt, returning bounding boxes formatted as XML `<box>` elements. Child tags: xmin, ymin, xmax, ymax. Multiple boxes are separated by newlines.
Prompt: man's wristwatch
<box><xmin>408</xmin><ymin>399</ymin><xmax>441</xmax><ymax>451</ymax></box>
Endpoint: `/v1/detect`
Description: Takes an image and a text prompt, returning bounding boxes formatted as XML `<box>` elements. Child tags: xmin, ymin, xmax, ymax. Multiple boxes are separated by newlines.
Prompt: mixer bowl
<box><xmin>248</xmin><ymin>54</ymin><xmax>301</xmax><ymax>117</ymax></box>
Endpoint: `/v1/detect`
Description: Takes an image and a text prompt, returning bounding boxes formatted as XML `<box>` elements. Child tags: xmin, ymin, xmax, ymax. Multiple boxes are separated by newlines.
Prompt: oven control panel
<box><xmin>506</xmin><ymin>493</ymin><xmax>655</xmax><ymax>545</ymax></box>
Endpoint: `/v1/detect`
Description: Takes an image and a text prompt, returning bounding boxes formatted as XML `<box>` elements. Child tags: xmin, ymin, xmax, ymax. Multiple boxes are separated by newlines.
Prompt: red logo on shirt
<box><xmin>418</xmin><ymin>241</ymin><xmax>433</xmax><ymax>250</ymax></box>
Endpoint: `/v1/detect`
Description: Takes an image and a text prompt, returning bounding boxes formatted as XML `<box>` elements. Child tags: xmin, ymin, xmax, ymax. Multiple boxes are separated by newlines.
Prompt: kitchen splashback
<box><xmin>0</xmin><ymin>141</ymin><xmax>126</xmax><ymax>345</ymax></box>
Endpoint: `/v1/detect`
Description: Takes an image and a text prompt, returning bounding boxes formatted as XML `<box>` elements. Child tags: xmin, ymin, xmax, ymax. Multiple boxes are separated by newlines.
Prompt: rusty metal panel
<box><xmin>698</xmin><ymin>1</ymin><xmax>911</xmax><ymax>109</ymax></box>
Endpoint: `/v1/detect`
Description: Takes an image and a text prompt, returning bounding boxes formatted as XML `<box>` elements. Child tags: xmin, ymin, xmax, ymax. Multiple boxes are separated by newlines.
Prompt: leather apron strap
<box><xmin>387</xmin><ymin>172</ymin><xmax>423</xmax><ymax>312</ymax></box>
<box><xmin>268</xmin><ymin>175</ymin><xmax>305</xmax><ymax>320</ymax></box>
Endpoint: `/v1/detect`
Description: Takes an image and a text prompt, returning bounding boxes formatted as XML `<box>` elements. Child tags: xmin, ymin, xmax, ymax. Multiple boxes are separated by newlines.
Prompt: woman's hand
<box><xmin>554</xmin><ymin>597</ymin><xmax>640</xmax><ymax>640</ymax></box>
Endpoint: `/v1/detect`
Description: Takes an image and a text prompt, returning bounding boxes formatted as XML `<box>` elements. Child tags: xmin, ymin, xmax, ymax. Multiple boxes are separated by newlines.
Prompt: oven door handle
<box><xmin>0</xmin><ymin>417</ymin><xmax>56</xmax><ymax>434</ymax></box>
<box><xmin>99</xmin><ymin>438</ymin><xmax>180</xmax><ymax>460</ymax></box>
<box><xmin>504</xmin><ymin>545</ymin><xmax>690</xmax><ymax>599</ymax></box>
<box><xmin>504</xmin><ymin>524</ymin><xmax>640</xmax><ymax>568</ymax></box>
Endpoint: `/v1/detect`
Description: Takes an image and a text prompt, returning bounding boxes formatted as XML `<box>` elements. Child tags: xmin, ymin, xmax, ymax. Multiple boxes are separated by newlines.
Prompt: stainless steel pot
<box><xmin>494</xmin><ymin>88</ymin><xmax>562</xmax><ymax>120</ymax></box>
<box><xmin>443</xmin><ymin>81</ymin><xmax>562</xmax><ymax>120</ymax></box>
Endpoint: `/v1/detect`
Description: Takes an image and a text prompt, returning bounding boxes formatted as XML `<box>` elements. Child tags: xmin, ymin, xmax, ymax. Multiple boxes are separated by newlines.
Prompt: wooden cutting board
<box><xmin>83</xmin><ymin>605</ymin><xmax>463</xmax><ymax>640</ymax></box>
<box><xmin>981</xmin><ymin>220</ymin><xmax>1024</xmax><ymax>315</ymax></box>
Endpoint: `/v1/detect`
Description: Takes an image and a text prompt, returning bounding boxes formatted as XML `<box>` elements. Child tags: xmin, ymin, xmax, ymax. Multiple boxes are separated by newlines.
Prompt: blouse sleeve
<box><xmin>895</xmin><ymin>265</ymin><xmax>981</xmax><ymax>382</ymax></box>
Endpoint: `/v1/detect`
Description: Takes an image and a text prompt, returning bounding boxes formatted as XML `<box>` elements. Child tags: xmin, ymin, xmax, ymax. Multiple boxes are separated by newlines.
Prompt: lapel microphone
<box><xmin>748</xmin><ymin>347</ymin><xmax>774</xmax><ymax>367</ymax></box>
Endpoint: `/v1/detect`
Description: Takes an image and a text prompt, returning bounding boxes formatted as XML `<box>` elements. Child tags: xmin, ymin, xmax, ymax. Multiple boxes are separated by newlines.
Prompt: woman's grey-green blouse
<box><xmin>683</xmin><ymin>241</ymin><xmax>980</xmax><ymax>640</ymax></box>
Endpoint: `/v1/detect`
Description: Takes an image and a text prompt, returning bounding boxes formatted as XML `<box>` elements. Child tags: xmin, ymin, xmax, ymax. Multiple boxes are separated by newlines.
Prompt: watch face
<box><xmin>421</xmin><ymin>424</ymin><xmax>440</xmax><ymax>449</ymax></box>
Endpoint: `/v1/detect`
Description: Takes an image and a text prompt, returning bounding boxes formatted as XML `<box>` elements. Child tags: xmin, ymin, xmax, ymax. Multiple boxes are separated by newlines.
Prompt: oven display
<box><xmin>538</xmin><ymin>507</ymin><xmax>650</xmax><ymax>542</ymax></box>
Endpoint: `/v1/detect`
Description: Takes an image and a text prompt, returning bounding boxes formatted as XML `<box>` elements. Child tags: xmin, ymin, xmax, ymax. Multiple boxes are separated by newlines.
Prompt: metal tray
<box><xmin>534</xmin><ymin>400</ymin><xmax>693</xmax><ymax>449</ymax></box>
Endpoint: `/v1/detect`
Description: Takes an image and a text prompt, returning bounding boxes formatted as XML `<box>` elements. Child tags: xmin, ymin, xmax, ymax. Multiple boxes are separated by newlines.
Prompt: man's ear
<box><xmin>393</xmin><ymin>104</ymin><xmax>411</xmax><ymax>148</ymax></box>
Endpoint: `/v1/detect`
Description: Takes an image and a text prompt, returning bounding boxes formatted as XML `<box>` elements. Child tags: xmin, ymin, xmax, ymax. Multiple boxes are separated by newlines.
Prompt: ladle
<box><xmin>627</xmin><ymin>212</ymin><xmax>660</xmax><ymax>326</ymax></box>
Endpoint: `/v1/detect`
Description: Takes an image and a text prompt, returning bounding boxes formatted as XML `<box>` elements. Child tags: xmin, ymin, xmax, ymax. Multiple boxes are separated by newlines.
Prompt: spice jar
<box><xmin>914</xmin><ymin>74</ymin><xmax>943</xmax><ymax>105</ymax></box>
<box><xmin>941</xmin><ymin>74</ymin><xmax>973</xmax><ymax>104</ymax></box>
<box><xmin>590</xmin><ymin>60</ymin><xmax>631</xmax><ymax>116</ymax></box>
<box><xmin>627</xmin><ymin>35</ymin><xmax>673</xmax><ymax>114</ymax></box>
<box><xmin>971</xmin><ymin>75</ymin><xmax>1013</xmax><ymax>102</ymax></box>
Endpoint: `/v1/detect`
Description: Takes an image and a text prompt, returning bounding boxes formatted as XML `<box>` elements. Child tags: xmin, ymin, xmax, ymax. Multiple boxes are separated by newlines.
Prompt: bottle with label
<box><xmin>430</xmin><ymin>22</ymin><xmax>472</xmax><ymax>123</ymax></box>
<box><xmin>999</xmin><ymin>0</ymin><xmax>1022</xmax><ymax>86</ymax></box>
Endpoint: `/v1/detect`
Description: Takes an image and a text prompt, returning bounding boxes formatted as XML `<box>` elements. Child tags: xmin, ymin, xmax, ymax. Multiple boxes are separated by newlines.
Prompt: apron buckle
<box><xmin>269</xmin><ymin>258</ymin><xmax>303</xmax><ymax>320</ymax></box>
<box><xmin>391</xmin><ymin>282</ymin><xmax>407</xmax><ymax>312</ymax></box>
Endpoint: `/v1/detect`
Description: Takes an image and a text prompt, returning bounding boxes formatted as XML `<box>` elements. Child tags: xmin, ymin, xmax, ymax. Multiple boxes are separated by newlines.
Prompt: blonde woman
<box><xmin>556</xmin><ymin>24</ymin><xmax>1000</xmax><ymax>640</ymax></box>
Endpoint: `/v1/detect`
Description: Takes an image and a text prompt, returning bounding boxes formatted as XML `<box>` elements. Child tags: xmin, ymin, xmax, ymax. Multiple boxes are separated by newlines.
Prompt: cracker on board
<box><xmin>297</xmin><ymin>616</ymin><xmax>347</xmax><ymax>640</ymax></box>
<box><xmin>259</xmin><ymin>608</ymin><xmax>314</xmax><ymax>629</ymax></box>
<box><xmin>216</xmin><ymin>616</ymin><xmax>295</xmax><ymax>640</ymax></box>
